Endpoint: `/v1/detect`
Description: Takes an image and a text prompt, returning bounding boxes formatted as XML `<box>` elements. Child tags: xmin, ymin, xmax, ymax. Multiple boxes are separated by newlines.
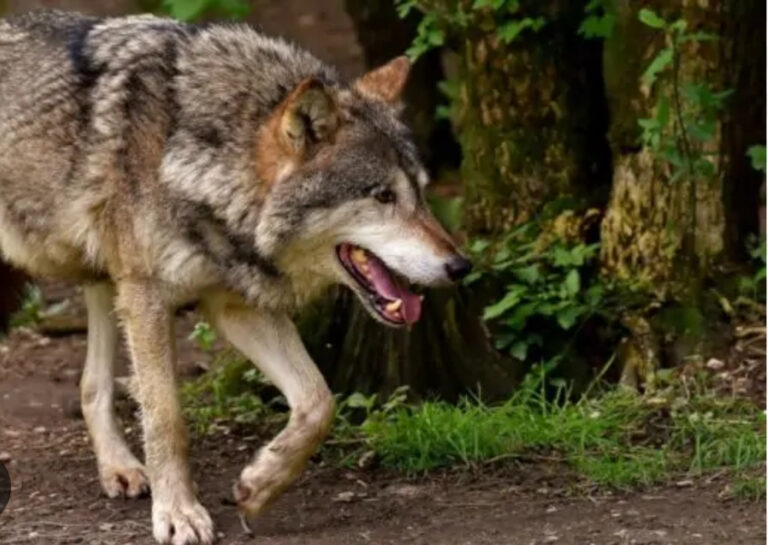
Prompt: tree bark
<box><xmin>721</xmin><ymin>0</ymin><xmax>766</xmax><ymax>250</ymax></box>
<box><xmin>599</xmin><ymin>0</ymin><xmax>728</xmax><ymax>295</ymax></box>
<box><xmin>457</xmin><ymin>0</ymin><xmax>610</xmax><ymax>234</ymax></box>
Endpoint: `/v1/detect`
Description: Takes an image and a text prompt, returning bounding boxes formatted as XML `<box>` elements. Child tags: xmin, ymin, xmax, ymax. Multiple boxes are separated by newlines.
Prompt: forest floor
<box><xmin>0</xmin><ymin>283</ymin><xmax>765</xmax><ymax>545</ymax></box>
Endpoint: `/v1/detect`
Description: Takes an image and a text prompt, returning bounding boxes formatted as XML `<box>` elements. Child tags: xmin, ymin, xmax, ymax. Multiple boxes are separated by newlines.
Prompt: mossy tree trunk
<box><xmin>456</xmin><ymin>0</ymin><xmax>611</xmax><ymax>234</ymax></box>
<box><xmin>598</xmin><ymin>0</ymin><xmax>764</xmax><ymax>384</ymax></box>
<box><xmin>301</xmin><ymin>0</ymin><xmax>607</xmax><ymax>401</ymax></box>
<box><xmin>599</xmin><ymin>0</ymin><xmax>730</xmax><ymax>294</ymax></box>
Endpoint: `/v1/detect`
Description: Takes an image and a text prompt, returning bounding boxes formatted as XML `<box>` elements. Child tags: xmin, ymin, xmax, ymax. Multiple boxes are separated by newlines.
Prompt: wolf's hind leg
<box><xmin>205</xmin><ymin>300</ymin><xmax>335</xmax><ymax>517</ymax></box>
<box><xmin>81</xmin><ymin>282</ymin><xmax>149</xmax><ymax>499</ymax></box>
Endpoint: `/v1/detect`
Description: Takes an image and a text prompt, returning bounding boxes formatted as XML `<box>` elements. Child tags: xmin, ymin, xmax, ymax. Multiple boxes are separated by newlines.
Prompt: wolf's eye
<box><xmin>373</xmin><ymin>188</ymin><xmax>396</xmax><ymax>204</ymax></box>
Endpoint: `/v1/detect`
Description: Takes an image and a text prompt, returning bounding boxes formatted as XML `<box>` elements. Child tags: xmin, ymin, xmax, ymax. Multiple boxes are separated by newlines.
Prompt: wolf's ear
<box><xmin>278</xmin><ymin>78</ymin><xmax>338</xmax><ymax>156</ymax></box>
<box><xmin>354</xmin><ymin>56</ymin><xmax>410</xmax><ymax>104</ymax></box>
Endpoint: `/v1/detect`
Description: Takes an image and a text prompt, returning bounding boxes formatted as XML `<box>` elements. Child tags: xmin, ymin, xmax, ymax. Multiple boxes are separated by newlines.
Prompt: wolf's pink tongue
<box><xmin>366</xmin><ymin>252</ymin><xmax>422</xmax><ymax>325</ymax></box>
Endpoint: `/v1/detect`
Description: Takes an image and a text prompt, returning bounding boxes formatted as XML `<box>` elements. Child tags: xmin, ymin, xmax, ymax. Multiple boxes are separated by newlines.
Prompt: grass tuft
<box><xmin>352</xmin><ymin>373</ymin><xmax>765</xmax><ymax>491</ymax></box>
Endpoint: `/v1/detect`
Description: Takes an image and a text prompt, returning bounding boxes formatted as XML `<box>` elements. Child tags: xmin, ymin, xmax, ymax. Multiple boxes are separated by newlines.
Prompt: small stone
<box><xmin>0</xmin><ymin>451</ymin><xmax>11</xmax><ymax>463</ymax></box>
<box><xmin>357</xmin><ymin>450</ymin><xmax>376</xmax><ymax>469</ymax></box>
<box><xmin>333</xmin><ymin>491</ymin><xmax>356</xmax><ymax>503</ymax></box>
<box><xmin>99</xmin><ymin>522</ymin><xmax>115</xmax><ymax>531</ymax></box>
<box><xmin>385</xmin><ymin>484</ymin><xmax>423</xmax><ymax>498</ymax></box>
<box><xmin>33</xmin><ymin>426</ymin><xmax>46</xmax><ymax>434</ymax></box>
<box><xmin>545</xmin><ymin>505</ymin><xmax>558</xmax><ymax>514</ymax></box>
<box><xmin>675</xmin><ymin>479</ymin><xmax>694</xmax><ymax>488</ymax></box>
<box><xmin>706</xmin><ymin>358</ymin><xmax>725</xmax><ymax>370</ymax></box>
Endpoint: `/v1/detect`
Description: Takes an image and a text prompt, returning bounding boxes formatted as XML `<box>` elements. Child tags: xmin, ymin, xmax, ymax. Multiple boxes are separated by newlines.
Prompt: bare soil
<box><xmin>0</xmin><ymin>283</ymin><xmax>765</xmax><ymax>545</ymax></box>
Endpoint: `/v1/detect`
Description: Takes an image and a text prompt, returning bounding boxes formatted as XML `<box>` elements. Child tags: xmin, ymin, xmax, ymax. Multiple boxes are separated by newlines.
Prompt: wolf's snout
<box><xmin>445</xmin><ymin>256</ymin><xmax>473</xmax><ymax>282</ymax></box>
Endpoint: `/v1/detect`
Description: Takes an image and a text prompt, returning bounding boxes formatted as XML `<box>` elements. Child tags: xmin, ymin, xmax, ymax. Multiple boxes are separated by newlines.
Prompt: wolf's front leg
<box><xmin>117</xmin><ymin>281</ymin><xmax>214</xmax><ymax>545</ymax></box>
<box><xmin>81</xmin><ymin>282</ymin><xmax>149</xmax><ymax>498</ymax></box>
<box><xmin>205</xmin><ymin>300</ymin><xmax>335</xmax><ymax>519</ymax></box>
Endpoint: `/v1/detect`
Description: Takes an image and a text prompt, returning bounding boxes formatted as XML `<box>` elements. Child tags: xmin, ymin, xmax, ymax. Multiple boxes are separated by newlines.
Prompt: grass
<box><xmin>181</xmin><ymin>346</ymin><xmax>765</xmax><ymax>496</ymax></box>
<box><xmin>342</xmin><ymin>371</ymin><xmax>766</xmax><ymax>493</ymax></box>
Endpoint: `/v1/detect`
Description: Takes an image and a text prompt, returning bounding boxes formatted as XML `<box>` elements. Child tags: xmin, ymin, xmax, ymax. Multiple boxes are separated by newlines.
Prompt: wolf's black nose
<box><xmin>445</xmin><ymin>256</ymin><xmax>473</xmax><ymax>281</ymax></box>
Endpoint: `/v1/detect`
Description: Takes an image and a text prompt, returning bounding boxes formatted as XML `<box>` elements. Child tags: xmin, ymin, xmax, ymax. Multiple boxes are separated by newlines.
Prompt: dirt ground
<box><xmin>0</xmin><ymin>283</ymin><xmax>764</xmax><ymax>545</ymax></box>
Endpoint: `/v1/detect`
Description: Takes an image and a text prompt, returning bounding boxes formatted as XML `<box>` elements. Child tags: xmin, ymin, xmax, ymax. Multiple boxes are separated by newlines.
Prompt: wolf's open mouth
<box><xmin>336</xmin><ymin>243</ymin><xmax>422</xmax><ymax>326</ymax></box>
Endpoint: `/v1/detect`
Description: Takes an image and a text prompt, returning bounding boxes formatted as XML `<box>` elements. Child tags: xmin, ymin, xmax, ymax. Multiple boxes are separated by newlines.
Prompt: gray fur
<box><xmin>0</xmin><ymin>10</ymin><xmax>430</xmax><ymax>311</ymax></box>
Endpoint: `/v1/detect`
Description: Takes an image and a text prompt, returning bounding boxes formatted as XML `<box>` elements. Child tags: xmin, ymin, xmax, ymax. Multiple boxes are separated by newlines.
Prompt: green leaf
<box><xmin>164</xmin><ymin>0</ymin><xmax>210</xmax><ymax>21</ymax></box>
<box><xmin>638</xmin><ymin>8</ymin><xmax>667</xmax><ymax>29</ymax></box>
<box><xmin>642</xmin><ymin>48</ymin><xmax>673</xmax><ymax>87</ymax></box>
<box><xmin>668</xmin><ymin>19</ymin><xmax>688</xmax><ymax>33</ymax></box>
<box><xmin>578</xmin><ymin>14</ymin><xmax>615</xmax><ymax>39</ymax></box>
<box><xmin>473</xmin><ymin>0</ymin><xmax>506</xmax><ymax>9</ymax></box>
<box><xmin>496</xmin><ymin>17</ymin><xmax>546</xmax><ymax>44</ymax></box>
<box><xmin>504</xmin><ymin>302</ymin><xmax>536</xmax><ymax>331</ymax></box>
<box><xmin>564</xmin><ymin>269</ymin><xmax>581</xmax><ymax>296</ymax></box>
<box><xmin>483</xmin><ymin>290</ymin><xmax>522</xmax><ymax>320</ymax></box>
<box><xmin>463</xmin><ymin>270</ymin><xmax>483</xmax><ymax>286</ymax></box>
<box><xmin>656</xmin><ymin>94</ymin><xmax>670</xmax><ymax>128</ymax></box>
<box><xmin>470</xmin><ymin>239</ymin><xmax>491</xmax><ymax>254</ymax></box>
<box><xmin>345</xmin><ymin>392</ymin><xmax>375</xmax><ymax>409</ymax></box>
<box><xmin>747</xmin><ymin>145</ymin><xmax>766</xmax><ymax>173</ymax></box>
<box><xmin>556</xmin><ymin>306</ymin><xmax>582</xmax><ymax>330</ymax></box>
<box><xmin>510</xmin><ymin>340</ymin><xmax>529</xmax><ymax>360</ymax></box>
<box><xmin>679</xmin><ymin>31</ymin><xmax>719</xmax><ymax>43</ymax></box>
<box><xmin>396</xmin><ymin>0</ymin><xmax>417</xmax><ymax>18</ymax></box>
<box><xmin>514</xmin><ymin>264</ymin><xmax>541</xmax><ymax>284</ymax></box>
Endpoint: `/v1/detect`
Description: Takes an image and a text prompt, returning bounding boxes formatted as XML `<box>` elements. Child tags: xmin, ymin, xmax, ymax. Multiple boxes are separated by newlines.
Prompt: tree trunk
<box><xmin>721</xmin><ymin>0</ymin><xmax>766</xmax><ymax>250</ymax></box>
<box><xmin>598</xmin><ymin>1</ymin><xmax>764</xmax><ymax>385</ymax></box>
<box><xmin>457</xmin><ymin>0</ymin><xmax>611</xmax><ymax>234</ymax></box>
<box><xmin>599</xmin><ymin>0</ymin><xmax>728</xmax><ymax>295</ymax></box>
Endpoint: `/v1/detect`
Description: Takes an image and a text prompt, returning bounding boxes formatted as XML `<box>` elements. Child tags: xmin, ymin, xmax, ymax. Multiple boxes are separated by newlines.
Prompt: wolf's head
<box><xmin>256</xmin><ymin>58</ymin><xmax>471</xmax><ymax>327</ymax></box>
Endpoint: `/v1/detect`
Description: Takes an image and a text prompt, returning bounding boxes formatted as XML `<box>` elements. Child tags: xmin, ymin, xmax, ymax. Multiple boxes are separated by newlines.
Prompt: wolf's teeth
<box><xmin>385</xmin><ymin>299</ymin><xmax>403</xmax><ymax>312</ymax></box>
<box><xmin>351</xmin><ymin>248</ymin><xmax>367</xmax><ymax>264</ymax></box>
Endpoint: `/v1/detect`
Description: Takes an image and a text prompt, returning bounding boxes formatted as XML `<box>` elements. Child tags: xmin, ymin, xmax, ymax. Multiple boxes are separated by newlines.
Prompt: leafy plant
<box><xmin>578</xmin><ymin>0</ymin><xmax>615</xmax><ymax>39</ymax></box>
<box><xmin>396</xmin><ymin>0</ymin><xmax>546</xmax><ymax>60</ymax></box>
<box><xmin>188</xmin><ymin>320</ymin><xmax>217</xmax><ymax>352</ymax></box>
<box><xmin>9</xmin><ymin>284</ymin><xmax>44</xmax><ymax>329</ymax></box>
<box><xmin>467</xmin><ymin>217</ymin><xmax>604</xmax><ymax>361</ymax></box>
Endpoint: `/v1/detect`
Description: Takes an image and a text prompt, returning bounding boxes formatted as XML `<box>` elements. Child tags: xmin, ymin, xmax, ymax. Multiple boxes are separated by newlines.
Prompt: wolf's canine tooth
<box><xmin>385</xmin><ymin>299</ymin><xmax>403</xmax><ymax>312</ymax></box>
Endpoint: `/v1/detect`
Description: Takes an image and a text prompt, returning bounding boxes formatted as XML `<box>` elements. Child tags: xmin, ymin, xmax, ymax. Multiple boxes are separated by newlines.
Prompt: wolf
<box><xmin>0</xmin><ymin>10</ymin><xmax>472</xmax><ymax>544</ymax></box>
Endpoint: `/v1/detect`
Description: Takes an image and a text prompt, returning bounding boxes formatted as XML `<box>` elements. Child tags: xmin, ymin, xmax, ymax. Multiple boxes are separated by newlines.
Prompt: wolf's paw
<box><xmin>100</xmin><ymin>463</ymin><xmax>150</xmax><ymax>499</ymax></box>
<box><xmin>233</xmin><ymin>458</ymin><xmax>296</xmax><ymax>518</ymax></box>
<box><xmin>152</xmin><ymin>498</ymin><xmax>214</xmax><ymax>545</ymax></box>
